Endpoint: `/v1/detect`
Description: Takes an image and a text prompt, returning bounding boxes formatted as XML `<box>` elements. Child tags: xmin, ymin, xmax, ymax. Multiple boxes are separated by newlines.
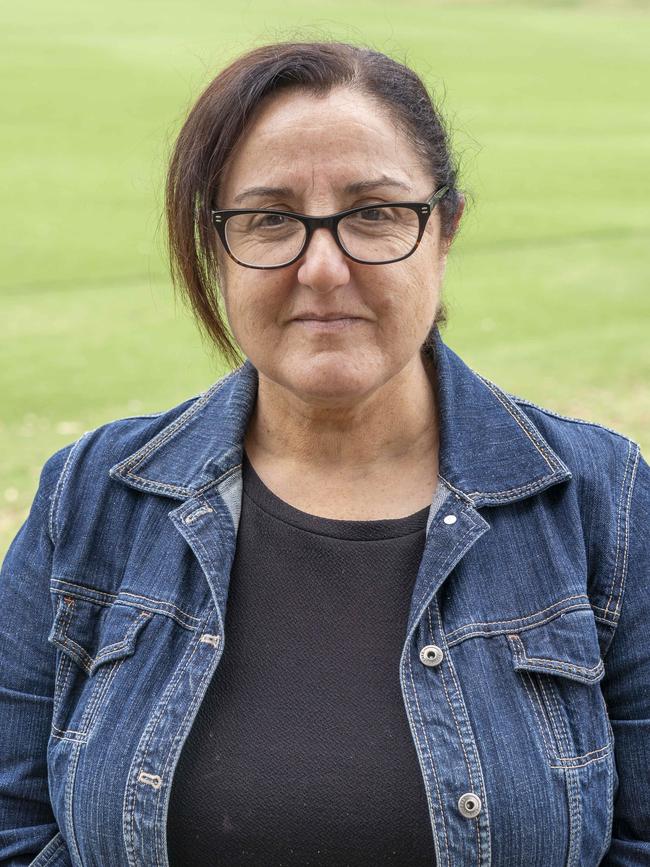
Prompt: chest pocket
<box><xmin>506</xmin><ymin>607</ymin><xmax>613</xmax><ymax>769</ymax></box>
<box><xmin>48</xmin><ymin>591</ymin><xmax>152</xmax><ymax>741</ymax></box>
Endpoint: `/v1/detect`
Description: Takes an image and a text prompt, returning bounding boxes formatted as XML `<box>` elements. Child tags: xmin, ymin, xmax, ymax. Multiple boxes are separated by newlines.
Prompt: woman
<box><xmin>0</xmin><ymin>41</ymin><xmax>648</xmax><ymax>867</ymax></box>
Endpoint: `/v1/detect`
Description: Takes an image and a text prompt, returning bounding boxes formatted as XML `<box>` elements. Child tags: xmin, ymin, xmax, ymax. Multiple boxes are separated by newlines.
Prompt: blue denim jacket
<box><xmin>1</xmin><ymin>327</ymin><xmax>649</xmax><ymax>867</ymax></box>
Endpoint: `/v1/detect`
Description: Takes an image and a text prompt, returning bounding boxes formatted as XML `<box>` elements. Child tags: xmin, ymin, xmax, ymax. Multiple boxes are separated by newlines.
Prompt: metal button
<box><xmin>458</xmin><ymin>792</ymin><xmax>482</xmax><ymax>818</ymax></box>
<box><xmin>419</xmin><ymin>644</ymin><xmax>444</xmax><ymax>667</ymax></box>
<box><xmin>443</xmin><ymin>514</ymin><xmax>457</xmax><ymax>525</ymax></box>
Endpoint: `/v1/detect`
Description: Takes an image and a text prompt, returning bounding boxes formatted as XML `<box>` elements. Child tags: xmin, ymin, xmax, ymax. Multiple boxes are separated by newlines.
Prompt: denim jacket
<box><xmin>1</xmin><ymin>327</ymin><xmax>649</xmax><ymax>867</ymax></box>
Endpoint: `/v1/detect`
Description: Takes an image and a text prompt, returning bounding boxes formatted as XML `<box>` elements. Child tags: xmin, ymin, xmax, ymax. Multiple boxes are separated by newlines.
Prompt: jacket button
<box><xmin>419</xmin><ymin>645</ymin><xmax>444</xmax><ymax>667</ymax></box>
<box><xmin>458</xmin><ymin>792</ymin><xmax>482</xmax><ymax>818</ymax></box>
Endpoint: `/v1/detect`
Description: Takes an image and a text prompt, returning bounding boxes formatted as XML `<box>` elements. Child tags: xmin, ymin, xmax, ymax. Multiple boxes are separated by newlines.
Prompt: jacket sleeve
<box><xmin>0</xmin><ymin>445</ymin><xmax>73</xmax><ymax>865</ymax></box>
<box><xmin>600</xmin><ymin>447</ymin><xmax>650</xmax><ymax>865</ymax></box>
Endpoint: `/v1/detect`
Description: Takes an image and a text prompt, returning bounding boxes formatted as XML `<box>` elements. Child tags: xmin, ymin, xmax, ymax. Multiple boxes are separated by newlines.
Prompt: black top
<box><xmin>167</xmin><ymin>451</ymin><xmax>437</xmax><ymax>866</ymax></box>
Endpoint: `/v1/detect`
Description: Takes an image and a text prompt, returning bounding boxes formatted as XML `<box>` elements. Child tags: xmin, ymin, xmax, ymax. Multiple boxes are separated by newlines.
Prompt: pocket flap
<box><xmin>48</xmin><ymin>594</ymin><xmax>152</xmax><ymax>676</ymax></box>
<box><xmin>506</xmin><ymin>608</ymin><xmax>605</xmax><ymax>685</ymax></box>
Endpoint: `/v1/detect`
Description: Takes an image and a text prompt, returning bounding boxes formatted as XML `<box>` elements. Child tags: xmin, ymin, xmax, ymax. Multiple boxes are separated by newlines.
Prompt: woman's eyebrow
<box><xmin>344</xmin><ymin>177</ymin><xmax>412</xmax><ymax>196</ymax></box>
<box><xmin>232</xmin><ymin>176</ymin><xmax>412</xmax><ymax>205</ymax></box>
<box><xmin>233</xmin><ymin>185</ymin><xmax>293</xmax><ymax>204</ymax></box>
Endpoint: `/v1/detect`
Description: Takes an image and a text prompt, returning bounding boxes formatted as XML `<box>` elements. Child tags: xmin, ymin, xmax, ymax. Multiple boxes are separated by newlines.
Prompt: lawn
<box><xmin>2</xmin><ymin>0</ymin><xmax>649</xmax><ymax>557</ymax></box>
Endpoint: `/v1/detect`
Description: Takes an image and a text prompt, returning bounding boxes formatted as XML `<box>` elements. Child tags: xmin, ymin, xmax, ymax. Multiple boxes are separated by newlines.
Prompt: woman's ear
<box><xmin>440</xmin><ymin>193</ymin><xmax>465</xmax><ymax>259</ymax></box>
<box><xmin>449</xmin><ymin>193</ymin><xmax>465</xmax><ymax>244</ymax></box>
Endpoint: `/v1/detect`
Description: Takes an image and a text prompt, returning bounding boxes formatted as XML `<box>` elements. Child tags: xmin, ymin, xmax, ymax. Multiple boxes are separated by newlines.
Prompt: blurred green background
<box><xmin>2</xmin><ymin>0</ymin><xmax>649</xmax><ymax>558</ymax></box>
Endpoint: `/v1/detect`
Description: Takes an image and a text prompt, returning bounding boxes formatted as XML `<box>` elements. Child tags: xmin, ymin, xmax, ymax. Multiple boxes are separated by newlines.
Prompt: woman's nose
<box><xmin>296</xmin><ymin>227</ymin><xmax>351</xmax><ymax>291</ymax></box>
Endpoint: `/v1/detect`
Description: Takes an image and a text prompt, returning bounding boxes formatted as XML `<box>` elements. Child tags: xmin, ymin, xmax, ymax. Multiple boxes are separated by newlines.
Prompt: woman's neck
<box><xmin>244</xmin><ymin>351</ymin><xmax>439</xmax><ymax>473</ymax></box>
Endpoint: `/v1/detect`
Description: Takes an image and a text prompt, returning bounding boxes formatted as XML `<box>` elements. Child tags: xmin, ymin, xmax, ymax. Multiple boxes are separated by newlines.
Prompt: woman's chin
<box><xmin>278</xmin><ymin>355</ymin><xmax>383</xmax><ymax>406</ymax></box>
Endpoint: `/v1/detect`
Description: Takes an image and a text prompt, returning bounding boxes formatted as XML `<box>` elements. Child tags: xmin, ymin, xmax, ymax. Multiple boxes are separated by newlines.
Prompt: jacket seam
<box><xmin>603</xmin><ymin>441</ymin><xmax>640</xmax><ymax>623</ymax></box>
<box><xmin>114</xmin><ymin>367</ymin><xmax>241</xmax><ymax>478</ymax></box>
<box><xmin>50</xmin><ymin>580</ymin><xmax>201</xmax><ymax>629</ymax></box>
<box><xmin>445</xmin><ymin>595</ymin><xmax>591</xmax><ymax>645</ymax></box>
<box><xmin>403</xmin><ymin>637</ymin><xmax>451</xmax><ymax>866</ymax></box>
<box><xmin>429</xmin><ymin>604</ymin><xmax>489</xmax><ymax>862</ymax></box>
<box><xmin>49</xmin><ymin>430</ymin><xmax>95</xmax><ymax>545</ymax></box>
<box><xmin>509</xmin><ymin>393</ymin><xmax>642</xmax><ymax>445</ymax></box>
<box><xmin>476</xmin><ymin>375</ymin><xmax>563</xmax><ymax>472</ymax></box>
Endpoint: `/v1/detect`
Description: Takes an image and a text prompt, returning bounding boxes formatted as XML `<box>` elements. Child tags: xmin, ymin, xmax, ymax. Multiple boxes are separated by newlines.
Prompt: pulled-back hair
<box><xmin>165</xmin><ymin>41</ymin><xmax>464</xmax><ymax>368</ymax></box>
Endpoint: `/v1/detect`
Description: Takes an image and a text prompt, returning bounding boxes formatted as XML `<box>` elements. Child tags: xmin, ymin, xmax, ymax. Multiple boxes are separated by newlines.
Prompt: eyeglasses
<box><xmin>210</xmin><ymin>185</ymin><xmax>449</xmax><ymax>269</ymax></box>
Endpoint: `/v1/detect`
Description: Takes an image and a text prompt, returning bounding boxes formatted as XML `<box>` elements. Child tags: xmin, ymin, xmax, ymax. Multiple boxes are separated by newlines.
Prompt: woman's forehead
<box><xmin>221</xmin><ymin>89</ymin><xmax>427</xmax><ymax>199</ymax></box>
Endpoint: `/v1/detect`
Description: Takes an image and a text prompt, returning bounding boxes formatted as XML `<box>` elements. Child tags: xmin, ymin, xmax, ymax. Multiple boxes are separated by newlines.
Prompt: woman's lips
<box><xmin>292</xmin><ymin>317</ymin><xmax>364</xmax><ymax>332</ymax></box>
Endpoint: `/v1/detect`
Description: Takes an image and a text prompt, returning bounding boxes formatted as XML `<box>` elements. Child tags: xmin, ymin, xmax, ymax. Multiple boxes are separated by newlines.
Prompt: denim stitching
<box><xmin>539</xmin><ymin>678</ymin><xmax>564</xmax><ymax>752</ymax></box>
<box><xmin>553</xmin><ymin>744</ymin><xmax>612</xmax><ymax>764</ymax></box>
<box><xmin>123</xmin><ymin>386</ymin><xmax>222</xmax><ymax>471</ymax></box>
<box><xmin>52</xmin><ymin>581</ymin><xmax>116</xmax><ymax>604</ymax></box>
<box><xmin>53</xmin><ymin>639</ymin><xmax>128</xmax><ymax>740</ymax></box>
<box><xmin>54</xmin><ymin>597</ymin><xmax>94</xmax><ymax>674</ymax></box>
<box><xmin>51</xmin><ymin>581</ymin><xmax>201</xmax><ymax>628</ymax></box>
<box><xmin>123</xmin><ymin>616</ymin><xmax>208</xmax><ymax>865</ymax></box>
<box><xmin>154</xmin><ymin>631</ymin><xmax>227</xmax><ymax>862</ymax></box>
<box><xmin>524</xmin><ymin>672</ymin><xmax>556</xmax><ymax>756</ymax></box>
<box><xmin>119</xmin><ymin>475</ymin><xmax>193</xmax><ymax>497</ymax></box>
<box><xmin>51</xmin><ymin>723</ymin><xmax>87</xmax><ymax>742</ymax></box>
<box><xmin>117</xmin><ymin>367</ymin><xmax>240</xmax><ymax>476</ymax></box>
<box><xmin>403</xmin><ymin>638</ymin><xmax>451</xmax><ymax>867</ymax></box>
<box><xmin>64</xmin><ymin>741</ymin><xmax>83</xmax><ymax>865</ymax></box>
<box><xmin>509</xmin><ymin>633</ymin><xmax>604</xmax><ymax>681</ymax></box>
<box><xmin>92</xmin><ymin>611</ymin><xmax>151</xmax><ymax>668</ymax></box>
<box><xmin>400</xmin><ymin>650</ymin><xmax>438</xmax><ymax>833</ymax></box>
<box><xmin>592</xmin><ymin>603</ymin><xmax>621</xmax><ymax>615</ymax></box>
<box><xmin>439</xmin><ymin>471</ymin><xmax>564</xmax><ymax>505</ymax></box>
<box><xmin>33</xmin><ymin>832</ymin><xmax>66</xmax><ymax>865</ymax></box>
<box><xmin>508</xmin><ymin>632</ymin><xmax>603</xmax><ymax>683</ymax></box>
<box><xmin>604</xmin><ymin>443</ymin><xmax>640</xmax><ymax>622</ymax></box>
<box><xmin>117</xmin><ymin>594</ymin><xmax>200</xmax><ymax>624</ymax></box>
<box><xmin>412</xmin><ymin>521</ymin><xmax>476</xmax><ymax>616</ymax></box>
<box><xmin>519</xmin><ymin>656</ymin><xmax>603</xmax><ymax>681</ymax></box>
<box><xmin>56</xmin><ymin>635</ymin><xmax>93</xmax><ymax>674</ymax></box>
<box><xmin>428</xmin><ymin>606</ymin><xmax>484</xmax><ymax>863</ymax></box>
<box><xmin>565</xmin><ymin>765</ymin><xmax>583</xmax><ymax>867</ymax></box>
<box><xmin>519</xmin><ymin>670</ymin><xmax>553</xmax><ymax>758</ymax></box>
<box><xmin>549</xmin><ymin>748</ymin><xmax>612</xmax><ymax>770</ymax></box>
<box><xmin>143</xmin><ymin>641</ymin><xmax>205</xmax><ymax>864</ymax></box>
<box><xmin>183</xmin><ymin>505</ymin><xmax>214</xmax><ymax>524</ymax></box>
<box><xmin>605</xmin><ymin>446</ymin><xmax>632</xmax><ymax>614</ymax></box>
<box><xmin>510</xmin><ymin>636</ymin><xmax>558</xmax><ymax>759</ymax></box>
<box><xmin>445</xmin><ymin>595</ymin><xmax>591</xmax><ymax>644</ymax></box>
<box><xmin>604</xmin><ymin>439</ymin><xmax>634</xmax><ymax>621</ymax></box>
<box><xmin>552</xmin><ymin>678</ymin><xmax>582</xmax><ymax>867</ymax></box>
<box><xmin>467</xmin><ymin>476</ymin><xmax>564</xmax><ymax>502</ymax></box>
<box><xmin>477</xmin><ymin>377</ymin><xmax>558</xmax><ymax>470</ymax></box>
<box><xmin>78</xmin><ymin>660</ymin><xmax>120</xmax><ymax>737</ymax></box>
<box><xmin>52</xmin><ymin>653</ymin><xmax>73</xmax><ymax>734</ymax></box>
<box><xmin>438</xmin><ymin>475</ymin><xmax>474</xmax><ymax>506</ymax></box>
<box><xmin>510</xmin><ymin>394</ymin><xmax>641</xmax><ymax>443</ymax></box>
<box><xmin>195</xmin><ymin>463</ymin><xmax>243</xmax><ymax>497</ymax></box>
<box><xmin>521</xmin><ymin>647</ymin><xmax>603</xmax><ymax>860</ymax></box>
<box><xmin>595</xmin><ymin>744</ymin><xmax>615</xmax><ymax>861</ymax></box>
<box><xmin>49</xmin><ymin>429</ymin><xmax>93</xmax><ymax>545</ymax></box>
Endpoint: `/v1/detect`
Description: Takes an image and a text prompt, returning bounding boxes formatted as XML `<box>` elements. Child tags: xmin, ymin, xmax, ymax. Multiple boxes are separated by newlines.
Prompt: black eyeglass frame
<box><xmin>210</xmin><ymin>185</ymin><xmax>450</xmax><ymax>269</ymax></box>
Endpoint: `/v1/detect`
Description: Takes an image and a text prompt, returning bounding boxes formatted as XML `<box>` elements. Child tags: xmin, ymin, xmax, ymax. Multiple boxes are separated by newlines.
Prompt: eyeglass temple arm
<box><xmin>427</xmin><ymin>186</ymin><xmax>450</xmax><ymax>208</ymax></box>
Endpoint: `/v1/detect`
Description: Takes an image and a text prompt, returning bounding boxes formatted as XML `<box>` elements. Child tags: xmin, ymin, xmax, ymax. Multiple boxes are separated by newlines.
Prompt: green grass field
<box><xmin>2</xmin><ymin>0</ymin><xmax>649</xmax><ymax>558</ymax></box>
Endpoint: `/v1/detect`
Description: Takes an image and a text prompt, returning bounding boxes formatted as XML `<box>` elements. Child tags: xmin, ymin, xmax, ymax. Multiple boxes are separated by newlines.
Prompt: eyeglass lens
<box><xmin>224</xmin><ymin>206</ymin><xmax>421</xmax><ymax>267</ymax></box>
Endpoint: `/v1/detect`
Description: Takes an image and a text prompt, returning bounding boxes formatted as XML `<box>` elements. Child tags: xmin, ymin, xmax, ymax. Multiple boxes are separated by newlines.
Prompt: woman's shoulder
<box><xmin>494</xmin><ymin>381</ymin><xmax>645</xmax><ymax>491</ymax></box>
<box><xmin>497</xmin><ymin>384</ymin><xmax>648</xmax><ymax>571</ymax></box>
<box><xmin>36</xmin><ymin>369</ymin><xmax>242</xmax><ymax>543</ymax></box>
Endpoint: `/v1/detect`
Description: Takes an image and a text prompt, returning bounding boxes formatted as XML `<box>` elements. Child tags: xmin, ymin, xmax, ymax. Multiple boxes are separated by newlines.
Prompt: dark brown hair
<box><xmin>165</xmin><ymin>41</ymin><xmax>465</xmax><ymax>369</ymax></box>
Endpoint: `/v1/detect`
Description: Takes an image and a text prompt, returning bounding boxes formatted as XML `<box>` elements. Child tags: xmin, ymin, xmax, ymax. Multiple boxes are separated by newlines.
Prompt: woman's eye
<box><xmin>253</xmin><ymin>213</ymin><xmax>287</xmax><ymax>228</ymax></box>
<box><xmin>359</xmin><ymin>207</ymin><xmax>389</xmax><ymax>221</ymax></box>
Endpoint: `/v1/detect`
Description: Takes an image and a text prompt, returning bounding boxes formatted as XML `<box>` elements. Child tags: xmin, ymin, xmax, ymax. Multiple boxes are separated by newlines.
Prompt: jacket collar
<box><xmin>109</xmin><ymin>327</ymin><xmax>571</xmax><ymax>508</ymax></box>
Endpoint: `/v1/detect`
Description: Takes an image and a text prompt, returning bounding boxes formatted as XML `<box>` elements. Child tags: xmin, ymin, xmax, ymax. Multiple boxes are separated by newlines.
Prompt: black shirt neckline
<box><xmin>242</xmin><ymin>450</ymin><xmax>431</xmax><ymax>541</ymax></box>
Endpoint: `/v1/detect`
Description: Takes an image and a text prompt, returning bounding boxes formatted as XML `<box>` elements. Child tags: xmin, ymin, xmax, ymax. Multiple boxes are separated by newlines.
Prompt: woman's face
<box><xmin>217</xmin><ymin>87</ymin><xmax>459</xmax><ymax>407</ymax></box>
